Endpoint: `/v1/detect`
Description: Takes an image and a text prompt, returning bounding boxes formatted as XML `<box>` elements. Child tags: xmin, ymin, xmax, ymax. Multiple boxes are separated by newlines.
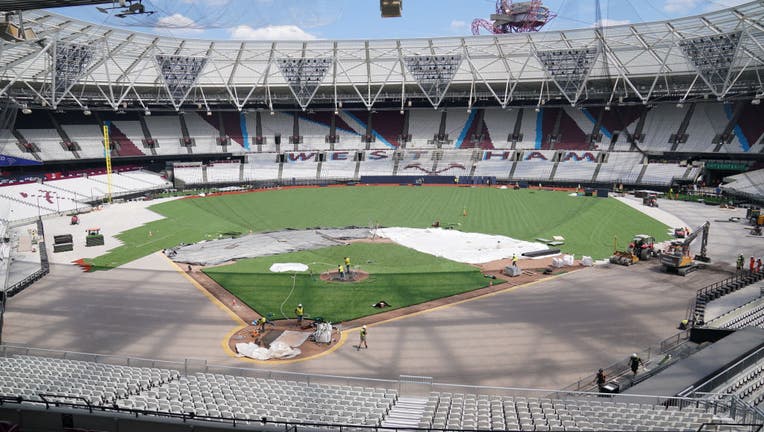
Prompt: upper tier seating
<box><xmin>635</xmin><ymin>105</ymin><xmax>683</xmax><ymax>152</ymax></box>
<box><xmin>60</xmin><ymin>124</ymin><xmax>104</xmax><ymax>159</ymax></box>
<box><xmin>16</xmin><ymin>129</ymin><xmax>71</xmax><ymax>161</ymax></box>
<box><xmin>408</xmin><ymin>110</ymin><xmax>442</xmax><ymax>148</ymax></box>
<box><xmin>183</xmin><ymin>112</ymin><xmax>220</xmax><ymax>153</ymax></box>
<box><xmin>483</xmin><ymin>109</ymin><xmax>518</xmax><ymax>149</ymax></box>
<box><xmin>5</xmin><ymin>104</ymin><xmax>764</xmax><ymax>158</ymax></box>
<box><xmin>517</xmin><ymin>108</ymin><xmax>541</xmax><ymax>150</ymax></box>
<box><xmin>144</xmin><ymin>116</ymin><xmax>185</xmax><ymax>156</ymax></box>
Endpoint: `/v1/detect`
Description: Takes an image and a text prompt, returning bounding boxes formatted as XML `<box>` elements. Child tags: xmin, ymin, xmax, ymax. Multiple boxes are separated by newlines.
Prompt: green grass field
<box><xmin>203</xmin><ymin>242</ymin><xmax>490</xmax><ymax>322</ymax></box>
<box><xmin>87</xmin><ymin>186</ymin><xmax>671</xmax><ymax>270</ymax></box>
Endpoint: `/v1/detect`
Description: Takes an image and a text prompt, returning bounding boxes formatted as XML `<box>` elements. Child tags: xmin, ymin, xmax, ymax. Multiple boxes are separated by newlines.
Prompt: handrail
<box><xmin>691</xmin><ymin>270</ymin><xmax>764</xmax><ymax>324</ymax></box>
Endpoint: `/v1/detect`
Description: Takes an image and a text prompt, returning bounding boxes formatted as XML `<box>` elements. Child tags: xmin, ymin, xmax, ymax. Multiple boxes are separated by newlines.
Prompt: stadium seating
<box><xmin>183</xmin><ymin>112</ymin><xmax>220</xmax><ymax>153</ymax></box>
<box><xmin>358</xmin><ymin>150</ymin><xmax>395</xmax><ymax>176</ymax></box>
<box><xmin>243</xmin><ymin>153</ymin><xmax>280</xmax><ymax>181</ymax></box>
<box><xmin>319</xmin><ymin>152</ymin><xmax>358</xmax><ymax>180</ymax></box>
<box><xmin>0</xmin><ymin>355</ymin><xmax>179</xmax><ymax>406</ymax></box>
<box><xmin>640</xmin><ymin>163</ymin><xmax>691</xmax><ymax>186</ymax></box>
<box><xmin>722</xmin><ymin>169</ymin><xmax>764</xmax><ymax>198</ymax></box>
<box><xmin>596</xmin><ymin>152</ymin><xmax>644</xmax><ymax>184</ymax></box>
<box><xmin>637</xmin><ymin>105</ymin><xmax>683</xmax><ymax>152</ymax></box>
<box><xmin>408</xmin><ymin>110</ymin><xmax>442</xmax><ymax>148</ymax></box>
<box><xmin>206</xmin><ymin>162</ymin><xmax>242</xmax><ymax>183</ymax></box>
<box><xmin>554</xmin><ymin>159</ymin><xmax>598</xmax><ymax>183</ymax></box>
<box><xmin>418</xmin><ymin>392</ymin><xmax>726</xmax><ymax>431</ymax></box>
<box><xmin>482</xmin><ymin>109</ymin><xmax>517</xmax><ymax>149</ymax></box>
<box><xmin>173</xmin><ymin>164</ymin><xmax>205</xmax><ymax>185</ymax></box>
<box><xmin>517</xmin><ymin>108</ymin><xmax>541</xmax><ymax>150</ymax></box>
<box><xmin>0</xmin><ymin>352</ymin><xmax>745</xmax><ymax>430</ymax></box>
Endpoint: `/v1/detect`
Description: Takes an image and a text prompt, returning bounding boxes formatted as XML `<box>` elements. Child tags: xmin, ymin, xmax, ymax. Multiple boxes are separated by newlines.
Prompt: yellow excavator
<box><xmin>659</xmin><ymin>221</ymin><xmax>711</xmax><ymax>276</ymax></box>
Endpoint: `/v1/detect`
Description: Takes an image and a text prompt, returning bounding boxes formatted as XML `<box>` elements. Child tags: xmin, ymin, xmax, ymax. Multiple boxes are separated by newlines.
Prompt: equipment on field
<box><xmin>642</xmin><ymin>194</ymin><xmax>658</xmax><ymax>208</ymax></box>
<box><xmin>674</xmin><ymin>227</ymin><xmax>690</xmax><ymax>238</ymax></box>
<box><xmin>660</xmin><ymin>221</ymin><xmax>711</xmax><ymax>276</ymax></box>
<box><xmin>748</xmin><ymin>208</ymin><xmax>763</xmax><ymax>236</ymax></box>
<box><xmin>609</xmin><ymin>235</ymin><xmax>657</xmax><ymax>266</ymax></box>
<box><xmin>85</xmin><ymin>227</ymin><xmax>105</xmax><ymax>247</ymax></box>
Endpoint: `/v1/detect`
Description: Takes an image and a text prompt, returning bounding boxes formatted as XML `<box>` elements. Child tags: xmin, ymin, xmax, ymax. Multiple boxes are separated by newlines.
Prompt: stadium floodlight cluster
<box><xmin>155</xmin><ymin>55</ymin><xmax>208</xmax><ymax>109</ymax></box>
<box><xmin>535</xmin><ymin>48</ymin><xmax>598</xmax><ymax>104</ymax></box>
<box><xmin>678</xmin><ymin>31</ymin><xmax>742</xmax><ymax>97</ymax></box>
<box><xmin>403</xmin><ymin>55</ymin><xmax>462</xmax><ymax>107</ymax></box>
<box><xmin>276</xmin><ymin>58</ymin><xmax>332</xmax><ymax>110</ymax></box>
<box><xmin>52</xmin><ymin>41</ymin><xmax>94</xmax><ymax>105</ymax></box>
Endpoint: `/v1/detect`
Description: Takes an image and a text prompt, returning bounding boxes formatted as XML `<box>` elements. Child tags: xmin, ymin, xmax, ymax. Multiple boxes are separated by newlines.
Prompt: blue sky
<box><xmin>53</xmin><ymin>0</ymin><xmax>752</xmax><ymax>41</ymax></box>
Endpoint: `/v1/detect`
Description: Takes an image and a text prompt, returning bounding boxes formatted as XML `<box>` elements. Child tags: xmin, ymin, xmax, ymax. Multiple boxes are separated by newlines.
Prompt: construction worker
<box><xmin>255</xmin><ymin>316</ymin><xmax>267</xmax><ymax>333</ymax></box>
<box><xmin>358</xmin><ymin>325</ymin><xmax>368</xmax><ymax>350</ymax></box>
<box><xmin>344</xmin><ymin>256</ymin><xmax>351</xmax><ymax>274</ymax></box>
<box><xmin>751</xmin><ymin>256</ymin><xmax>756</xmax><ymax>273</ymax></box>
<box><xmin>758</xmin><ymin>258</ymin><xmax>763</xmax><ymax>273</ymax></box>
<box><xmin>737</xmin><ymin>254</ymin><xmax>745</xmax><ymax>271</ymax></box>
<box><xmin>295</xmin><ymin>304</ymin><xmax>304</xmax><ymax>327</ymax></box>
<box><xmin>678</xmin><ymin>319</ymin><xmax>689</xmax><ymax>330</ymax></box>
<box><xmin>629</xmin><ymin>353</ymin><xmax>644</xmax><ymax>376</ymax></box>
<box><xmin>512</xmin><ymin>254</ymin><xmax>518</xmax><ymax>268</ymax></box>
<box><xmin>338</xmin><ymin>264</ymin><xmax>345</xmax><ymax>280</ymax></box>
<box><xmin>595</xmin><ymin>368</ymin><xmax>607</xmax><ymax>392</ymax></box>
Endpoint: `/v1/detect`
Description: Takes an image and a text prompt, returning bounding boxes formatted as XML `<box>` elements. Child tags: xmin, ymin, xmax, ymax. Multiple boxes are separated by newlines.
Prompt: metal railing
<box><xmin>692</xmin><ymin>270</ymin><xmax>764</xmax><ymax>324</ymax></box>
<box><xmin>563</xmin><ymin>329</ymin><xmax>690</xmax><ymax>393</ymax></box>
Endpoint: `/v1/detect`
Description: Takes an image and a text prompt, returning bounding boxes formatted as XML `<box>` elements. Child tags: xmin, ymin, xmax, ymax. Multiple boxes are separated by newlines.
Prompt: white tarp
<box><xmin>375</xmin><ymin>227</ymin><xmax>548</xmax><ymax>264</ymax></box>
<box><xmin>269</xmin><ymin>263</ymin><xmax>309</xmax><ymax>273</ymax></box>
<box><xmin>235</xmin><ymin>341</ymin><xmax>301</xmax><ymax>360</ymax></box>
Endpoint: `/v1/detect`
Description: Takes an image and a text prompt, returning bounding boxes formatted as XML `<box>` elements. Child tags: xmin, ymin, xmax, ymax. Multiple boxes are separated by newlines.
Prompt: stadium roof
<box><xmin>1</xmin><ymin>1</ymin><xmax>763</xmax><ymax>111</ymax></box>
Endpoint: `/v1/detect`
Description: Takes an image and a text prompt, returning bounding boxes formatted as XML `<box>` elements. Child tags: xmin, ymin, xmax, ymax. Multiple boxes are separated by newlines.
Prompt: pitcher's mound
<box><xmin>320</xmin><ymin>270</ymin><xmax>369</xmax><ymax>283</ymax></box>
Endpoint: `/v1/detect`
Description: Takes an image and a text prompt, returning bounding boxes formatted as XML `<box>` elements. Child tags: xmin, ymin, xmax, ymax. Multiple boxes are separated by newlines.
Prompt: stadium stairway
<box><xmin>694</xmin><ymin>271</ymin><xmax>764</xmax><ymax>325</ymax></box>
<box><xmin>381</xmin><ymin>396</ymin><xmax>427</xmax><ymax>429</ymax></box>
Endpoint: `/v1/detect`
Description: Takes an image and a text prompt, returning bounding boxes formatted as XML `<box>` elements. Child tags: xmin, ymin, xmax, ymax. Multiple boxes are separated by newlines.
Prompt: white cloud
<box><xmin>156</xmin><ymin>13</ymin><xmax>204</xmax><ymax>33</ymax></box>
<box><xmin>702</xmin><ymin>0</ymin><xmax>750</xmax><ymax>11</ymax></box>
<box><xmin>229</xmin><ymin>24</ymin><xmax>317</xmax><ymax>41</ymax></box>
<box><xmin>450</xmin><ymin>20</ymin><xmax>466</xmax><ymax>30</ymax></box>
<box><xmin>663</xmin><ymin>0</ymin><xmax>701</xmax><ymax>13</ymax></box>
<box><xmin>593</xmin><ymin>18</ymin><xmax>631</xmax><ymax>27</ymax></box>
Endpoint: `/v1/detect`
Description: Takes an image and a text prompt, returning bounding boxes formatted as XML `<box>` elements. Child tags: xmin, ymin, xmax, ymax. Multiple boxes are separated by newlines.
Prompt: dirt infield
<box><xmin>319</xmin><ymin>270</ymin><xmax>370</xmax><ymax>282</ymax></box>
<box><xmin>185</xmin><ymin>260</ymin><xmax>583</xmax><ymax>362</ymax></box>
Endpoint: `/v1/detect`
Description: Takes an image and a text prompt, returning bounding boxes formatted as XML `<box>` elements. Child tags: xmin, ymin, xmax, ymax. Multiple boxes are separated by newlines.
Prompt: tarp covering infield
<box><xmin>375</xmin><ymin>228</ymin><xmax>548</xmax><ymax>264</ymax></box>
<box><xmin>169</xmin><ymin>226</ymin><xmax>550</xmax><ymax>266</ymax></box>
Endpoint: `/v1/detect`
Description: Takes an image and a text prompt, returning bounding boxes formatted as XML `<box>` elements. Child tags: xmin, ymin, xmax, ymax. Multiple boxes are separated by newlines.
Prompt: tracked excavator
<box><xmin>659</xmin><ymin>221</ymin><xmax>711</xmax><ymax>276</ymax></box>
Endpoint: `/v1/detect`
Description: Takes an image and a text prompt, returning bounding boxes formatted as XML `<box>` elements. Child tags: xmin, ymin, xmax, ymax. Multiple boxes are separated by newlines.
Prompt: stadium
<box><xmin>0</xmin><ymin>0</ymin><xmax>764</xmax><ymax>430</ymax></box>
